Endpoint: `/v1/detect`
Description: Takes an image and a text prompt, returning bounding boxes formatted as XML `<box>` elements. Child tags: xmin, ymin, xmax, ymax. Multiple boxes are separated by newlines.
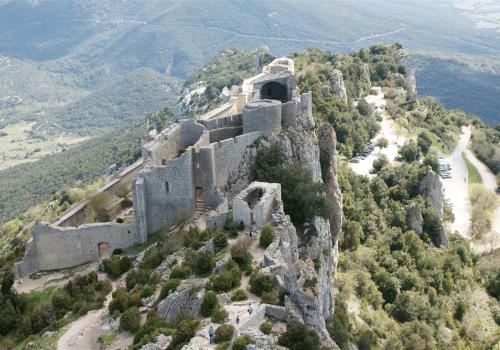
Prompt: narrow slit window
<box><xmin>165</xmin><ymin>181</ymin><xmax>169</xmax><ymax>193</ymax></box>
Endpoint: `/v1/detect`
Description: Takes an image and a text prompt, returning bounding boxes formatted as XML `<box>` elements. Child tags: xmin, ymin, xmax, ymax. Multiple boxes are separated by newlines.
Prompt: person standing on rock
<box><xmin>236</xmin><ymin>315</ymin><xmax>240</xmax><ymax>326</ymax></box>
<box><xmin>248</xmin><ymin>304</ymin><xmax>253</xmax><ymax>315</ymax></box>
<box><xmin>209</xmin><ymin>325</ymin><xmax>215</xmax><ymax>344</ymax></box>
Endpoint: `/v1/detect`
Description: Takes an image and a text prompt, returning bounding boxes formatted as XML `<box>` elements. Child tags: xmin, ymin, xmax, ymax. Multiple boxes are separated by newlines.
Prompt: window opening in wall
<box><xmin>165</xmin><ymin>181</ymin><xmax>169</xmax><ymax>193</ymax></box>
<box><xmin>162</xmin><ymin>159</ymin><xmax>167</xmax><ymax>165</ymax></box>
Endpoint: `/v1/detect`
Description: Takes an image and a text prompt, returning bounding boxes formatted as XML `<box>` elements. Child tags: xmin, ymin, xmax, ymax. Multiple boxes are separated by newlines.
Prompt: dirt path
<box><xmin>57</xmin><ymin>277</ymin><xmax>132</xmax><ymax>350</ymax></box>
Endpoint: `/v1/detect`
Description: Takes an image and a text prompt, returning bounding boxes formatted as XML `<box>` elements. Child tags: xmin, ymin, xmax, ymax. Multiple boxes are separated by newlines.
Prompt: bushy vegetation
<box><xmin>120</xmin><ymin>306</ymin><xmax>141</xmax><ymax>333</ymax></box>
<box><xmin>249</xmin><ymin>271</ymin><xmax>273</xmax><ymax>296</ymax></box>
<box><xmin>230</xmin><ymin>289</ymin><xmax>248</xmax><ymax>302</ymax></box>
<box><xmin>132</xmin><ymin>310</ymin><xmax>172</xmax><ymax>349</ymax></box>
<box><xmin>252</xmin><ymin>146</ymin><xmax>329</xmax><ymax>228</ymax></box>
<box><xmin>293</xmin><ymin>46</ymin><xmax>414</xmax><ymax>157</ymax></box>
<box><xmin>0</xmin><ymin>272</ymin><xmax>110</xmax><ymax>348</ymax></box>
<box><xmin>278</xmin><ymin>324</ymin><xmax>320</xmax><ymax>350</ymax></box>
<box><xmin>328</xmin><ymin>160</ymin><xmax>499</xmax><ymax>348</ymax></box>
<box><xmin>471</xmin><ymin>126</ymin><xmax>500</xmax><ymax>175</ymax></box>
<box><xmin>209</xmin><ymin>259</ymin><xmax>241</xmax><ymax>292</ymax></box>
<box><xmin>232</xmin><ymin>335</ymin><xmax>254</xmax><ymax>350</ymax></box>
<box><xmin>200</xmin><ymin>291</ymin><xmax>220</xmax><ymax>317</ymax></box>
<box><xmin>159</xmin><ymin>278</ymin><xmax>181</xmax><ymax>300</ymax></box>
<box><xmin>259</xmin><ymin>225</ymin><xmax>275</xmax><ymax>248</ymax></box>
<box><xmin>103</xmin><ymin>255</ymin><xmax>133</xmax><ymax>278</ymax></box>
<box><xmin>166</xmin><ymin>317</ymin><xmax>200</xmax><ymax>350</ymax></box>
<box><xmin>214</xmin><ymin>324</ymin><xmax>234</xmax><ymax>343</ymax></box>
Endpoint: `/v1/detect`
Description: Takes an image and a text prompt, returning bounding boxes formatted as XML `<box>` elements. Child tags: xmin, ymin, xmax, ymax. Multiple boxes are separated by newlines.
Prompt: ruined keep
<box><xmin>16</xmin><ymin>57</ymin><xmax>313</xmax><ymax>277</ymax></box>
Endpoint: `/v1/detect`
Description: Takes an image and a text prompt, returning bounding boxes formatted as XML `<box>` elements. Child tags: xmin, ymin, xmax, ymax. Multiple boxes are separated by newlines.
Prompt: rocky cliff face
<box><xmin>330</xmin><ymin>69</ymin><xmax>348</xmax><ymax>103</ymax></box>
<box><xmin>262</xmin><ymin>119</ymin><xmax>341</xmax><ymax>348</ymax></box>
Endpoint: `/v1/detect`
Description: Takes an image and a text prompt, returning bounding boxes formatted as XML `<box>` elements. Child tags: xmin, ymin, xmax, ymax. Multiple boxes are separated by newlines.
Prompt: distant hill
<box><xmin>1</xmin><ymin>0</ymin><xmax>499</xmax><ymax>129</ymax></box>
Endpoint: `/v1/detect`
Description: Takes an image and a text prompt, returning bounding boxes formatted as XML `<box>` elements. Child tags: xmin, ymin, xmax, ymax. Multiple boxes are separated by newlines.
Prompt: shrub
<box><xmin>170</xmin><ymin>265</ymin><xmax>192</xmax><ymax>279</ymax></box>
<box><xmin>261</xmin><ymin>287</ymin><xmax>285</xmax><ymax>306</ymax></box>
<box><xmin>232</xmin><ymin>335</ymin><xmax>254</xmax><ymax>350</ymax></box>
<box><xmin>231</xmin><ymin>289</ymin><xmax>248</xmax><ymax>301</ymax></box>
<box><xmin>210</xmin><ymin>261</ymin><xmax>242</xmax><ymax>292</ymax></box>
<box><xmin>487</xmin><ymin>270</ymin><xmax>500</xmax><ymax>299</ymax></box>
<box><xmin>357</xmin><ymin>328</ymin><xmax>378</xmax><ymax>350</ymax></box>
<box><xmin>230</xmin><ymin>238</ymin><xmax>253</xmax><ymax>269</ymax></box>
<box><xmin>212</xmin><ymin>308</ymin><xmax>228</xmax><ymax>323</ymax></box>
<box><xmin>278</xmin><ymin>324</ymin><xmax>320</xmax><ymax>350</ymax></box>
<box><xmin>417</xmin><ymin>132</ymin><xmax>432</xmax><ymax>155</ymax></box>
<box><xmin>259</xmin><ymin>225</ymin><xmax>275</xmax><ymax>248</ymax></box>
<box><xmin>200</xmin><ymin>291</ymin><xmax>220</xmax><ymax>317</ymax></box>
<box><xmin>126</xmin><ymin>269</ymin><xmax>155</xmax><ymax>290</ymax></box>
<box><xmin>260</xmin><ymin>321</ymin><xmax>273</xmax><ymax>335</ymax></box>
<box><xmin>109</xmin><ymin>288</ymin><xmax>131</xmax><ymax>314</ymax></box>
<box><xmin>133</xmin><ymin>310</ymin><xmax>169</xmax><ymax>346</ymax></box>
<box><xmin>213</xmin><ymin>231</ymin><xmax>228</xmax><ymax>251</ymax></box>
<box><xmin>249</xmin><ymin>272</ymin><xmax>273</xmax><ymax>296</ymax></box>
<box><xmin>120</xmin><ymin>307</ymin><xmax>141</xmax><ymax>333</ymax></box>
<box><xmin>390</xmin><ymin>291</ymin><xmax>430</xmax><ymax>323</ymax></box>
<box><xmin>215</xmin><ymin>324</ymin><xmax>234</xmax><ymax>343</ymax></box>
<box><xmin>140</xmin><ymin>247</ymin><xmax>164</xmax><ymax>270</ymax></box>
<box><xmin>193</xmin><ymin>251</ymin><xmax>215</xmax><ymax>276</ymax></box>
<box><xmin>103</xmin><ymin>255</ymin><xmax>132</xmax><ymax>278</ymax></box>
<box><xmin>167</xmin><ymin>317</ymin><xmax>200</xmax><ymax>350</ymax></box>
<box><xmin>159</xmin><ymin>278</ymin><xmax>181</xmax><ymax>300</ymax></box>
<box><xmin>140</xmin><ymin>284</ymin><xmax>155</xmax><ymax>299</ymax></box>
<box><xmin>399</xmin><ymin>140</ymin><xmax>420</xmax><ymax>162</ymax></box>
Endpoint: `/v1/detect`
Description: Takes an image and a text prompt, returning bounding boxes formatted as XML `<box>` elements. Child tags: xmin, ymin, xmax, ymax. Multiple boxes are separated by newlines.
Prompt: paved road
<box><xmin>442</xmin><ymin>127</ymin><xmax>471</xmax><ymax>238</ymax></box>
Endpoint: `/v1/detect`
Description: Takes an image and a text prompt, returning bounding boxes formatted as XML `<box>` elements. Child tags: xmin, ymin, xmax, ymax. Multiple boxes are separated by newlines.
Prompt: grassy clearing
<box><xmin>100</xmin><ymin>332</ymin><xmax>118</xmax><ymax>346</ymax></box>
<box><xmin>23</xmin><ymin>286</ymin><xmax>58</xmax><ymax>309</ymax></box>
<box><xmin>469</xmin><ymin>184</ymin><xmax>498</xmax><ymax>238</ymax></box>
<box><xmin>12</xmin><ymin>324</ymin><xmax>69</xmax><ymax>350</ymax></box>
<box><xmin>462</xmin><ymin>152</ymin><xmax>483</xmax><ymax>185</ymax></box>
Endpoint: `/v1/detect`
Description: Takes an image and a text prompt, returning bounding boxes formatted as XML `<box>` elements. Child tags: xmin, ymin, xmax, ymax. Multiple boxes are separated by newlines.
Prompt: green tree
<box><xmin>120</xmin><ymin>307</ymin><xmax>141</xmax><ymax>333</ymax></box>
<box><xmin>259</xmin><ymin>225</ymin><xmax>275</xmax><ymax>248</ymax></box>
<box><xmin>399</xmin><ymin>140</ymin><xmax>420</xmax><ymax>162</ymax></box>
<box><xmin>278</xmin><ymin>324</ymin><xmax>320</xmax><ymax>350</ymax></box>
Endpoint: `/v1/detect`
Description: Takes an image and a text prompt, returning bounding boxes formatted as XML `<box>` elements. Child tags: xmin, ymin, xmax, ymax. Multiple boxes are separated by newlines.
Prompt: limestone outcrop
<box><xmin>406</xmin><ymin>202</ymin><xmax>423</xmax><ymax>235</ymax></box>
<box><xmin>419</xmin><ymin>170</ymin><xmax>443</xmax><ymax>217</ymax></box>
<box><xmin>157</xmin><ymin>288</ymin><xmax>204</xmax><ymax>322</ymax></box>
<box><xmin>330</xmin><ymin>69</ymin><xmax>347</xmax><ymax>103</ymax></box>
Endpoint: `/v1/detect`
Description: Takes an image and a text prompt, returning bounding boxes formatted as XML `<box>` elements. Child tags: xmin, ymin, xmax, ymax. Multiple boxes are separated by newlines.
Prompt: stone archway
<box><xmin>98</xmin><ymin>242</ymin><xmax>111</xmax><ymax>259</ymax></box>
<box><xmin>260</xmin><ymin>81</ymin><xmax>288</xmax><ymax>102</ymax></box>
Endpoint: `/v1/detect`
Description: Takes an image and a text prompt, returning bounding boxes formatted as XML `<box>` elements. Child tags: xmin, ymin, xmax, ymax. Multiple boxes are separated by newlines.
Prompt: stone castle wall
<box><xmin>54</xmin><ymin>159</ymin><xmax>144</xmax><ymax>228</ymax></box>
<box><xmin>135</xmin><ymin>150</ymin><xmax>195</xmax><ymax>236</ymax></box>
<box><xmin>16</xmin><ymin>222</ymin><xmax>137</xmax><ymax>276</ymax></box>
<box><xmin>243</xmin><ymin>100</ymin><xmax>282</xmax><ymax>134</ymax></box>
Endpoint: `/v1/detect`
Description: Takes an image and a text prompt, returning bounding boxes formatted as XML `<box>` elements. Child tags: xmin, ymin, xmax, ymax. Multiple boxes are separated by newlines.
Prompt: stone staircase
<box><xmin>195</xmin><ymin>198</ymin><xmax>206</xmax><ymax>216</ymax></box>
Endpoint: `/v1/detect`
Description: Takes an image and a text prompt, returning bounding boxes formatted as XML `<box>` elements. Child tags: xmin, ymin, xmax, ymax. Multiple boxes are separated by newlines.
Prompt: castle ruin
<box><xmin>16</xmin><ymin>57</ymin><xmax>314</xmax><ymax>277</ymax></box>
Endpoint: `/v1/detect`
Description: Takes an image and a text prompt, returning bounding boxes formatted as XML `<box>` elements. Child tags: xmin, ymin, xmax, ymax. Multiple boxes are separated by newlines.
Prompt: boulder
<box><xmin>157</xmin><ymin>288</ymin><xmax>204</xmax><ymax>322</ymax></box>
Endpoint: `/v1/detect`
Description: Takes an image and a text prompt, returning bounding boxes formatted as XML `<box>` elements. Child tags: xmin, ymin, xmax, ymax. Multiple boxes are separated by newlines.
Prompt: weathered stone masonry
<box><xmin>16</xmin><ymin>56</ymin><xmax>314</xmax><ymax>277</ymax></box>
